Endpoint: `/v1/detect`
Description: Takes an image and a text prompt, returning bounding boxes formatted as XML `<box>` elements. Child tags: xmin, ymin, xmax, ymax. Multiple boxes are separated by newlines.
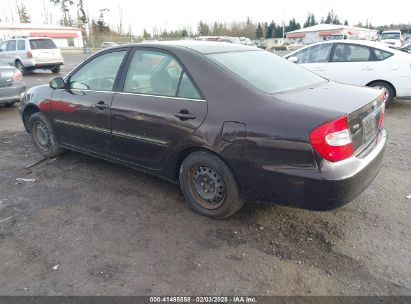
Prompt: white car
<box><xmin>285</xmin><ymin>40</ymin><xmax>411</xmax><ymax>103</ymax></box>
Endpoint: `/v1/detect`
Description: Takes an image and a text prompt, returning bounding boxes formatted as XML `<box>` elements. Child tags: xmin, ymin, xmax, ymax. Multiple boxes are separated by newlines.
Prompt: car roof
<box><xmin>294</xmin><ymin>39</ymin><xmax>403</xmax><ymax>53</ymax></box>
<box><xmin>112</xmin><ymin>40</ymin><xmax>259</xmax><ymax>54</ymax></box>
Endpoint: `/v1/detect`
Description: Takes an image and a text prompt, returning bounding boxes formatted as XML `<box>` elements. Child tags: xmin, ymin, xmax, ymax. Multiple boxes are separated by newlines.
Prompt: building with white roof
<box><xmin>0</xmin><ymin>23</ymin><xmax>83</xmax><ymax>48</ymax></box>
<box><xmin>286</xmin><ymin>24</ymin><xmax>378</xmax><ymax>45</ymax></box>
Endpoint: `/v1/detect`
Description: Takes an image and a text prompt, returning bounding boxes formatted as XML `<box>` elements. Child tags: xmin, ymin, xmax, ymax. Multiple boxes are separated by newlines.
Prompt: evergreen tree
<box><xmin>344</xmin><ymin>20</ymin><xmax>349</xmax><ymax>26</ymax></box>
<box><xmin>255</xmin><ymin>23</ymin><xmax>264</xmax><ymax>39</ymax></box>
<box><xmin>265</xmin><ymin>21</ymin><xmax>275</xmax><ymax>38</ymax></box>
<box><xmin>198</xmin><ymin>21</ymin><xmax>210</xmax><ymax>36</ymax></box>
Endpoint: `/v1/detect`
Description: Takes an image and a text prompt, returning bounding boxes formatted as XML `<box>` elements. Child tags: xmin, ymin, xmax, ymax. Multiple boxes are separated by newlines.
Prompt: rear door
<box><xmin>110</xmin><ymin>48</ymin><xmax>207</xmax><ymax>169</ymax></box>
<box><xmin>289</xmin><ymin>43</ymin><xmax>333</xmax><ymax>76</ymax></box>
<box><xmin>51</xmin><ymin>49</ymin><xmax>128</xmax><ymax>157</ymax></box>
<box><xmin>325</xmin><ymin>43</ymin><xmax>377</xmax><ymax>86</ymax></box>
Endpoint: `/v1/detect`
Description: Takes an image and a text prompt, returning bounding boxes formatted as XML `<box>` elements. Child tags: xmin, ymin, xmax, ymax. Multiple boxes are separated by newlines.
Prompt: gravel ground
<box><xmin>0</xmin><ymin>60</ymin><xmax>410</xmax><ymax>295</ymax></box>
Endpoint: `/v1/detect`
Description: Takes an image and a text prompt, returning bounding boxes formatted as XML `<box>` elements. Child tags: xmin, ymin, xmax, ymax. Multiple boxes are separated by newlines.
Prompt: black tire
<box><xmin>28</xmin><ymin>112</ymin><xmax>64</xmax><ymax>158</ymax></box>
<box><xmin>5</xmin><ymin>101</ymin><xmax>15</xmax><ymax>107</ymax></box>
<box><xmin>179</xmin><ymin>151</ymin><xmax>244</xmax><ymax>219</ymax></box>
<box><xmin>368</xmin><ymin>81</ymin><xmax>395</xmax><ymax>105</ymax></box>
<box><xmin>51</xmin><ymin>65</ymin><xmax>61</xmax><ymax>73</ymax></box>
<box><xmin>15</xmin><ymin>60</ymin><xmax>27</xmax><ymax>75</ymax></box>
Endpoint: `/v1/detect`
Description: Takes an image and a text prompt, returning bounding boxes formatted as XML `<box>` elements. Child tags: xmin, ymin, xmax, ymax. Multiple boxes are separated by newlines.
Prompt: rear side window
<box><xmin>373</xmin><ymin>48</ymin><xmax>393</xmax><ymax>60</ymax></box>
<box><xmin>6</xmin><ymin>40</ymin><xmax>16</xmax><ymax>51</ymax></box>
<box><xmin>332</xmin><ymin>44</ymin><xmax>372</xmax><ymax>62</ymax></box>
<box><xmin>29</xmin><ymin>39</ymin><xmax>57</xmax><ymax>50</ymax></box>
<box><xmin>17</xmin><ymin>40</ymin><xmax>25</xmax><ymax>50</ymax></box>
<box><xmin>177</xmin><ymin>73</ymin><xmax>201</xmax><ymax>99</ymax></box>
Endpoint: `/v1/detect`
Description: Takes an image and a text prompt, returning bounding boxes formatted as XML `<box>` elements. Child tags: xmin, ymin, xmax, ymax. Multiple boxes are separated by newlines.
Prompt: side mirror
<box><xmin>287</xmin><ymin>56</ymin><xmax>299</xmax><ymax>63</ymax></box>
<box><xmin>49</xmin><ymin>77</ymin><xmax>65</xmax><ymax>89</ymax></box>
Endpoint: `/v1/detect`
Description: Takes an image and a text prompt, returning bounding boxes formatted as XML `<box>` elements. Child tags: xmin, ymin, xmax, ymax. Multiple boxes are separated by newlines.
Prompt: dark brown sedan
<box><xmin>19</xmin><ymin>41</ymin><xmax>387</xmax><ymax>218</ymax></box>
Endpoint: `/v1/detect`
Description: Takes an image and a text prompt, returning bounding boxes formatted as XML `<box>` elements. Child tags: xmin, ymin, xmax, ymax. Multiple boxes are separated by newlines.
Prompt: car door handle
<box><xmin>361</xmin><ymin>67</ymin><xmax>374</xmax><ymax>71</ymax></box>
<box><xmin>94</xmin><ymin>101</ymin><xmax>109</xmax><ymax>109</ymax></box>
<box><xmin>174</xmin><ymin>110</ymin><xmax>196</xmax><ymax>120</ymax></box>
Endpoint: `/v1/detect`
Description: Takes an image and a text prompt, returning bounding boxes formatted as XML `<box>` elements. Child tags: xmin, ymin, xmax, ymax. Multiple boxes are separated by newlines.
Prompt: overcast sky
<box><xmin>2</xmin><ymin>0</ymin><xmax>411</xmax><ymax>34</ymax></box>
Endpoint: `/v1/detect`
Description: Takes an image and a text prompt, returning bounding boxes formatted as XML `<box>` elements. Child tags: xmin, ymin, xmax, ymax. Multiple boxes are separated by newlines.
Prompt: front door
<box><xmin>292</xmin><ymin>42</ymin><xmax>333</xmax><ymax>77</ymax></box>
<box><xmin>51</xmin><ymin>49</ymin><xmax>128</xmax><ymax>157</ymax></box>
<box><xmin>110</xmin><ymin>48</ymin><xmax>207</xmax><ymax>169</ymax></box>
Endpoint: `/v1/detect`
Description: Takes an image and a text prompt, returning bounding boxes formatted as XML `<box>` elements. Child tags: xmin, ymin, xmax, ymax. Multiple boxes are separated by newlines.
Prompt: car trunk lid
<box><xmin>275</xmin><ymin>81</ymin><xmax>384</xmax><ymax>154</ymax></box>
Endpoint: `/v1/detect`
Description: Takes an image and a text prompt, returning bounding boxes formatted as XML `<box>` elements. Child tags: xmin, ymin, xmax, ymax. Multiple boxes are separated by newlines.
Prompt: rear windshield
<box><xmin>29</xmin><ymin>39</ymin><xmax>57</xmax><ymax>50</ymax></box>
<box><xmin>208</xmin><ymin>50</ymin><xmax>325</xmax><ymax>94</ymax></box>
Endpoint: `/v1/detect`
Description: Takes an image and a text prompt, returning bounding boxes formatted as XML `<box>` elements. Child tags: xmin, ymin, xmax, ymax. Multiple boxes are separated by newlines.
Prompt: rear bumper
<box><xmin>21</xmin><ymin>58</ymin><xmax>64</xmax><ymax>69</ymax></box>
<box><xmin>0</xmin><ymin>82</ymin><xmax>26</xmax><ymax>104</ymax></box>
<box><xmin>243</xmin><ymin>129</ymin><xmax>387</xmax><ymax>210</ymax></box>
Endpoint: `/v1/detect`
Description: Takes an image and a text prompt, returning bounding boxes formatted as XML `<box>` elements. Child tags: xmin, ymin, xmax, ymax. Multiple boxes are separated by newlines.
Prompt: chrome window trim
<box><xmin>65</xmin><ymin>89</ymin><xmax>206</xmax><ymax>103</ymax></box>
<box><xmin>115</xmin><ymin>91</ymin><xmax>206</xmax><ymax>102</ymax></box>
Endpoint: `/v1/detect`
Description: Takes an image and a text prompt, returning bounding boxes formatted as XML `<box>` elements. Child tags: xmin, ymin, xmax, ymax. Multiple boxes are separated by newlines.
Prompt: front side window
<box><xmin>123</xmin><ymin>50</ymin><xmax>200</xmax><ymax>99</ymax></box>
<box><xmin>209</xmin><ymin>50</ymin><xmax>325</xmax><ymax>94</ymax></box>
<box><xmin>293</xmin><ymin>43</ymin><xmax>333</xmax><ymax>63</ymax></box>
<box><xmin>6</xmin><ymin>40</ymin><xmax>16</xmax><ymax>51</ymax></box>
<box><xmin>69</xmin><ymin>50</ymin><xmax>127</xmax><ymax>91</ymax></box>
<box><xmin>17</xmin><ymin>40</ymin><xmax>25</xmax><ymax>51</ymax></box>
<box><xmin>332</xmin><ymin>44</ymin><xmax>372</xmax><ymax>62</ymax></box>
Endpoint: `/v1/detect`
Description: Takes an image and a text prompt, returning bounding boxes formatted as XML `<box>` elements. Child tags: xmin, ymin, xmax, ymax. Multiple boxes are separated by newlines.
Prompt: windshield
<box><xmin>208</xmin><ymin>50</ymin><xmax>325</xmax><ymax>94</ymax></box>
<box><xmin>29</xmin><ymin>39</ymin><xmax>57</xmax><ymax>49</ymax></box>
<box><xmin>381</xmin><ymin>33</ymin><xmax>401</xmax><ymax>40</ymax></box>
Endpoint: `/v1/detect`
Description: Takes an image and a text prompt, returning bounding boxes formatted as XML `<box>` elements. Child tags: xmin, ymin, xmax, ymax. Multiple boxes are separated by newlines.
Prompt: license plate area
<box><xmin>362</xmin><ymin>111</ymin><xmax>377</xmax><ymax>143</ymax></box>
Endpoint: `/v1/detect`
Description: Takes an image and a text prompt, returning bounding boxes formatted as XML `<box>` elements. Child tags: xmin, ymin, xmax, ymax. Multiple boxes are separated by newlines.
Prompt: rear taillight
<box><xmin>379</xmin><ymin>94</ymin><xmax>385</xmax><ymax>128</ymax></box>
<box><xmin>12</xmin><ymin>69</ymin><xmax>22</xmax><ymax>82</ymax></box>
<box><xmin>27</xmin><ymin>51</ymin><xmax>33</xmax><ymax>59</ymax></box>
<box><xmin>310</xmin><ymin>115</ymin><xmax>354</xmax><ymax>162</ymax></box>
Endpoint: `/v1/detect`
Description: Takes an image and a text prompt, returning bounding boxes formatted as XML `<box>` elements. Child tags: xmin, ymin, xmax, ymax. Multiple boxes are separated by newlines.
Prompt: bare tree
<box><xmin>50</xmin><ymin>0</ymin><xmax>74</xmax><ymax>26</ymax></box>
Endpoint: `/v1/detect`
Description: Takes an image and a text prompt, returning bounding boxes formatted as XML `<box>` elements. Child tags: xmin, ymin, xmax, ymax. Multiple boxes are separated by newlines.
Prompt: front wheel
<box><xmin>28</xmin><ymin>112</ymin><xmax>64</xmax><ymax>158</ymax></box>
<box><xmin>179</xmin><ymin>151</ymin><xmax>244</xmax><ymax>219</ymax></box>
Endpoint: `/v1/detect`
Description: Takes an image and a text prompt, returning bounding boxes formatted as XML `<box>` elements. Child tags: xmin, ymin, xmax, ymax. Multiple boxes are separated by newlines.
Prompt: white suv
<box><xmin>0</xmin><ymin>36</ymin><xmax>64</xmax><ymax>75</ymax></box>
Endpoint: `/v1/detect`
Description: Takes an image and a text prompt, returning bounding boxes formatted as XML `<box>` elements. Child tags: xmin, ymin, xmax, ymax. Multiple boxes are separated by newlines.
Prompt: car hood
<box><xmin>274</xmin><ymin>81</ymin><xmax>382</xmax><ymax>115</ymax></box>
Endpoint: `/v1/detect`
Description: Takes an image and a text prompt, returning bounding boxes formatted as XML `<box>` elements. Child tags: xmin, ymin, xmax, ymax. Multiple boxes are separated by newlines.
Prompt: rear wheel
<box><xmin>368</xmin><ymin>81</ymin><xmax>395</xmax><ymax>105</ymax></box>
<box><xmin>179</xmin><ymin>151</ymin><xmax>244</xmax><ymax>219</ymax></box>
<box><xmin>15</xmin><ymin>60</ymin><xmax>27</xmax><ymax>75</ymax></box>
<box><xmin>28</xmin><ymin>112</ymin><xmax>64</xmax><ymax>158</ymax></box>
<box><xmin>51</xmin><ymin>65</ymin><xmax>61</xmax><ymax>73</ymax></box>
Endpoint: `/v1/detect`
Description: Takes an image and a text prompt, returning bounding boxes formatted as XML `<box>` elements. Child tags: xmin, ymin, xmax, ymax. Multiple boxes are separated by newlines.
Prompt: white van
<box><xmin>380</xmin><ymin>30</ymin><xmax>404</xmax><ymax>48</ymax></box>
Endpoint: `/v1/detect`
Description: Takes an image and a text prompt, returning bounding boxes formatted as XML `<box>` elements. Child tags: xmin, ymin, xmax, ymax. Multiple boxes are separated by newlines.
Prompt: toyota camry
<box><xmin>19</xmin><ymin>41</ymin><xmax>387</xmax><ymax>218</ymax></box>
